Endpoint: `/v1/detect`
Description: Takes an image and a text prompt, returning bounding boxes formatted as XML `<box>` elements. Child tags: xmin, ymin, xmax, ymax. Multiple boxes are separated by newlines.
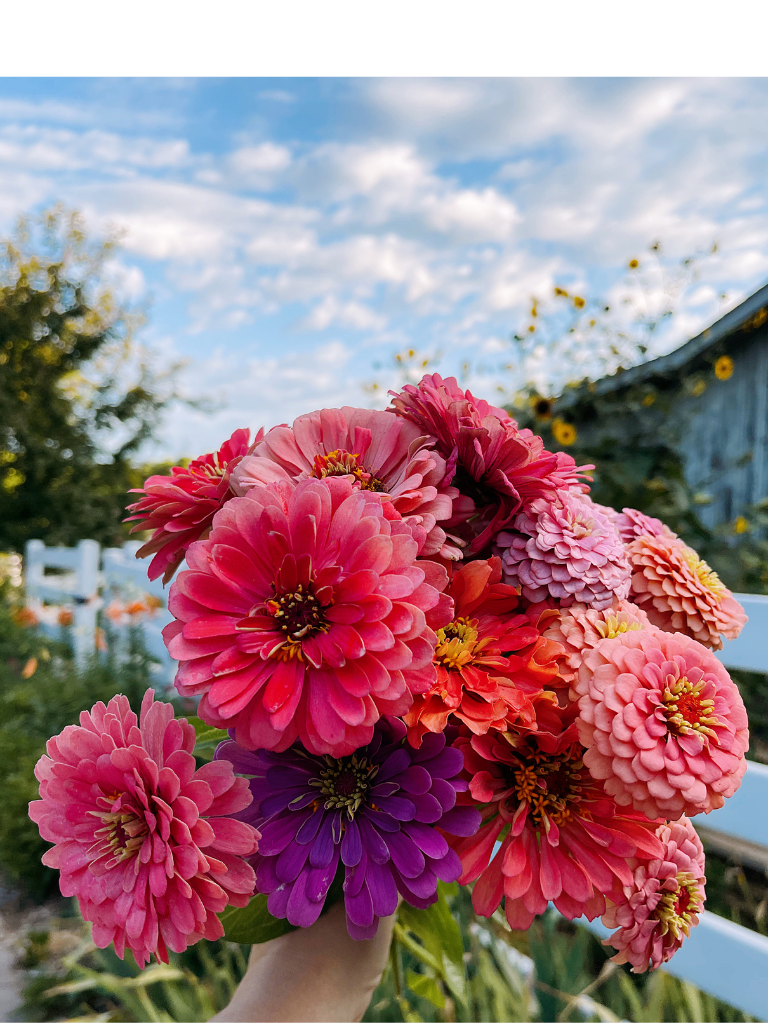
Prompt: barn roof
<box><xmin>557</xmin><ymin>280</ymin><xmax>768</xmax><ymax>407</ymax></box>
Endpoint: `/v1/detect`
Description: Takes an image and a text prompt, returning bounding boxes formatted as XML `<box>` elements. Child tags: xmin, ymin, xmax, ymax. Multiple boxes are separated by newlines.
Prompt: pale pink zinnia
<box><xmin>126</xmin><ymin>428</ymin><xmax>260</xmax><ymax>584</ymax></box>
<box><xmin>627</xmin><ymin>533</ymin><xmax>747</xmax><ymax>649</ymax></box>
<box><xmin>575</xmin><ymin>629</ymin><xmax>749</xmax><ymax>819</ymax></box>
<box><xmin>544</xmin><ymin>597</ymin><xmax>652</xmax><ymax>689</ymax></box>
<box><xmin>231</xmin><ymin>406</ymin><xmax>463</xmax><ymax>560</ymax></box>
<box><xmin>616</xmin><ymin>507</ymin><xmax>675</xmax><ymax>545</ymax></box>
<box><xmin>603</xmin><ymin>816</ymin><xmax>706</xmax><ymax>973</ymax></box>
<box><xmin>390</xmin><ymin>373</ymin><xmax>565</xmax><ymax>555</ymax></box>
<box><xmin>495</xmin><ymin>491</ymin><xmax>631</xmax><ymax>610</ymax></box>
<box><xmin>28</xmin><ymin>691</ymin><xmax>259</xmax><ymax>968</ymax></box>
<box><xmin>164</xmin><ymin>476</ymin><xmax>452</xmax><ymax>757</ymax></box>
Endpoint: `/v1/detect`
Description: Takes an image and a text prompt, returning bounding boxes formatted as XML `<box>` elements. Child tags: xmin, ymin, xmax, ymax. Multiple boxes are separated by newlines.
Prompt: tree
<box><xmin>0</xmin><ymin>207</ymin><xmax>183</xmax><ymax>552</ymax></box>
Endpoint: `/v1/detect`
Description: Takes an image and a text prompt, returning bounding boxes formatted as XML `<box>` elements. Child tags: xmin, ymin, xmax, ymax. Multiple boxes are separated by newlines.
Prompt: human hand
<box><xmin>210</xmin><ymin>902</ymin><xmax>395</xmax><ymax>1023</ymax></box>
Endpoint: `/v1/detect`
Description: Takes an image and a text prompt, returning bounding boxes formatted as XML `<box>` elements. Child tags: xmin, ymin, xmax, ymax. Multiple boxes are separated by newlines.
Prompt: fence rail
<box><xmin>20</xmin><ymin>542</ymin><xmax>768</xmax><ymax>1016</ymax></box>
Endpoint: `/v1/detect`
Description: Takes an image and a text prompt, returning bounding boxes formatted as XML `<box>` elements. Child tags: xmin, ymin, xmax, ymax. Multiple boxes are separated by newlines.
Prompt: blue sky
<box><xmin>2</xmin><ymin>77</ymin><xmax>768</xmax><ymax>459</ymax></box>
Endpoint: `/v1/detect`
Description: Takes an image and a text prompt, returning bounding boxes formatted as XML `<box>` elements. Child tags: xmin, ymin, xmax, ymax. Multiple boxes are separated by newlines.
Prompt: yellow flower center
<box><xmin>265</xmin><ymin>583</ymin><xmax>330</xmax><ymax>661</ymax></box>
<box><xmin>309</xmin><ymin>753</ymin><xmax>379</xmax><ymax>820</ymax></box>
<box><xmin>311</xmin><ymin>449</ymin><xmax>387</xmax><ymax>492</ymax></box>
<box><xmin>662</xmin><ymin>676</ymin><xmax>720</xmax><ymax>740</ymax></box>
<box><xmin>595</xmin><ymin>615</ymin><xmax>643</xmax><ymax>640</ymax></box>
<box><xmin>435</xmin><ymin>617</ymin><xmax>479</xmax><ymax>670</ymax></box>
<box><xmin>91</xmin><ymin>807</ymin><xmax>148</xmax><ymax>863</ymax></box>
<box><xmin>505</xmin><ymin>743</ymin><xmax>590</xmax><ymax>830</ymax></box>
<box><xmin>682</xmin><ymin>548</ymin><xmax>725</xmax><ymax>597</ymax></box>
<box><xmin>654</xmin><ymin>871</ymin><xmax>703</xmax><ymax>940</ymax></box>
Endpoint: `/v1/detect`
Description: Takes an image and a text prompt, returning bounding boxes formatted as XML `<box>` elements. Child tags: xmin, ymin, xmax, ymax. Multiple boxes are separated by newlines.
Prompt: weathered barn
<box><xmin>553</xmin><ymin>283</ymin><xmax>768</xmax><ymax>530</ymax></box>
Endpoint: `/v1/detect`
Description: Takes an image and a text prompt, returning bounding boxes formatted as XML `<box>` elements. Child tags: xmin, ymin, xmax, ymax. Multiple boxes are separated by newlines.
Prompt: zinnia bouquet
<box><xmin>30</xmin><ymin>374</ymin><xmax>749</xmax><ymax>978</ymax></box>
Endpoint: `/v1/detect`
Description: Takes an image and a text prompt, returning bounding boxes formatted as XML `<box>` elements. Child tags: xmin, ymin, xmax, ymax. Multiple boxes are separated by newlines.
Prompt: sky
<box><xmin>2</xmin><ymin>77</ymin><xmax>768</xmax><ymax>460</ymax></box>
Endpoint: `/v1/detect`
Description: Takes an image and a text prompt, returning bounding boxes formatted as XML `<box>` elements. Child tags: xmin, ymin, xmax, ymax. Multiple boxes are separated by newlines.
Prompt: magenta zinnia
<box><xmin>390</xmin><ymin>373</ymin><xmax>562</xmax><ymax>556</ymax></box>
<box><xmin>603</xmin><ymin>816</ymin><xmax>706</xmax><ymax>973</ymax></box>
<box><xmin>126</xmin><ymin>428</ymin><xmax>258</xmax><ymax>584</ymax></box>
<box><xmin>575</xmin><ymin>629</ymin><xmax>749</xmax><ymax>818</ymax></box>
<box><xmin>28</xmin><ymin>692</ymin><xmax>259</xmax><ymax>968</ymax></box>
<box><xmin>448</xmin><ymin>714</ymin><xmax>664</xmax><ymax>929</ymax></box>
<box><xmin>164</xmin><ymin>476</ymin><xmax>451</xmax><ymax>757</ymax></box>
<box><xmin>216</xmin><ymin>717</ymin><xmax>481</xmax><ymax>939</ymax></box>
<box><xmin>231</xmin><ymin>406</ymin><xmax>463</xmax><ymax>560</ymax></box>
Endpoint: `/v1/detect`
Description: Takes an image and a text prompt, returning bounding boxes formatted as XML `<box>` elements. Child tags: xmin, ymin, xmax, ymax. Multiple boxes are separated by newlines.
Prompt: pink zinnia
<box><xmin>28</xmin><ymin>691</ymin><xmax>259</xmax><ymax>968</ymax></box>
<box><xmin>449</xmin><ymin>713</ymin><xmax>664</xmax><ymax>930</ymax></box>
<box><xmin>544</xmin><ymin>598</ymin><xmax>652</xmax><ymax>689</ymax></box>
<box><xmin>231</xmin><ymin>407</ymin><xmax>463</xmax><ymax>560</ymax></box>
<box><xmin>390</xmin><ymin>374</ymin><xmax>563</xmax><ymax>555</ymax></box>
<box><xmin>616</xmin><ymin>507</ymin><xmax>675</xmax><ymax>544</ymax></box>
<box><xmin>575</xmin><ymin>629</ymin><xmax>749</xmax><ymax>819</ymax></box>
<box><xmin>495</xmin><ymin>491</ymin><xmax>631</xmax><ymax>610</ymax></box>
<box><xmin>126</xmin><ymin>428</ymin><xmax>260</xmax><ymax>584</ymax></box>
<box><xmin>164</xmin><ymin>476</ymin><xmax>452</xmax><ymax>757</ymax></box>
<box><xmin>627</xmin><ymin>533</ymin><xmax>747</xmax><ymax>649</ymax></box>
<box><xmin>603</xmin><ymin>817</ymin><xmax>706</xmax><ymax>973</ymax></box>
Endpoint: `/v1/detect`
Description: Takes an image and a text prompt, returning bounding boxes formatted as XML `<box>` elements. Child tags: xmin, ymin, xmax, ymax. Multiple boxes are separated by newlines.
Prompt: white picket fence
<box><xmin>24</xmin><ymin>538</ymin><xmax>178</xmax><ymax>685</ymax></box>
<box><xmin>20</xmin><ymin>541</ymin><xmax>768</xmax><ymax>1015</ymax></box>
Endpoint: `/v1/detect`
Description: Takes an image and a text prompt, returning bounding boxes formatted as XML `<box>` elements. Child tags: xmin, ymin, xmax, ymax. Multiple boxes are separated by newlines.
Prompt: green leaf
<box><xmin>396</xmin><ymin>884</ymin><xmax>467</xmax><ymax>1009</ymax></box>
<box><xmin>406</xmin><ymin>969</ymin><xmax>445</xmax><ymax>1009</ymax></box>
<box><xmin>218</xmin><ymin>893</ymin><xmax>296</xmax><ymax>944</ymax></box>
<box><xmin>186</xmin><ymin>715</ymin><xmax>229</xmax><ymax>762</ymax></box>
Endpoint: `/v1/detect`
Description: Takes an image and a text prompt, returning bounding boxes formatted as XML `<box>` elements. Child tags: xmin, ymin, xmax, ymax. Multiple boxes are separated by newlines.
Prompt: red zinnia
<box><xmin>404</xmin><ymin>557</ymin><xmax>564</xmax><ymax>745</ymax></box>
<box><xmin>126</xmin><ymin>428</ymin><xmax>260</xmax><ymax>583</ymax></box>
<box><xmin>448</xmin><ymin>710</ymin><xmax>664</xmax><ymax>930</ymax></box>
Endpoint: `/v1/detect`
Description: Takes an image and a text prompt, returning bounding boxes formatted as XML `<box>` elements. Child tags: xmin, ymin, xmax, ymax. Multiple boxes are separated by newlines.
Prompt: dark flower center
<box><xmin>309</xmin><ymin>753</ymin><xmax>380</xmax><ymax>820</ymax></box>
<box><xmin>504</xmin><ymin>743</ymin><xmax>589</xmax><ymax>828</ymax></box>
<box><xmin>267</xmin><ymin>584</ymin><xmax>330</xmax><ymax>646</ymax></box>
<box><xmin>311</xmin><ymin>449</ymin><xmax>388</xmax><ymax>492</ymax></box>
<box><xmin>655</xmin><ymin>871</ymin><xmax>703</xmax><ymax>939</ymax></box>
<box><xmin>662</xmin><ymin>676</ymin><xmax>720</xmax><ymax>740</ymax></box>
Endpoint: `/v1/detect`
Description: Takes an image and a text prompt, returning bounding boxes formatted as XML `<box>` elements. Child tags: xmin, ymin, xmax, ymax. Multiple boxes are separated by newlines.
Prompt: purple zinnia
<box><xmin>215</xmin><ymin>716</ymin><xmax>481</xmax><ymax>939</ymax></box>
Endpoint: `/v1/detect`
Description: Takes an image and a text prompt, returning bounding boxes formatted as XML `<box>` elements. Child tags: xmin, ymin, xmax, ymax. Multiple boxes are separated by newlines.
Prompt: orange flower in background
<box><xmin>21</xmin><ymin>657</ymin><xmax>38</xmax><ymax>678</ymax></box>
<box><xmin>404</xmin><ymin>557</ymin><xmax>564</xmax><ymax>746</ymax></box>
<box><xmin>57</xmin><ymin>608</ymin><xmax>74</xmax><ymax>627</ymax></box>
<box><xmin>13</xmin><ymin>606</ymin><xmax>39</xmax><ymax>628</ymax></box>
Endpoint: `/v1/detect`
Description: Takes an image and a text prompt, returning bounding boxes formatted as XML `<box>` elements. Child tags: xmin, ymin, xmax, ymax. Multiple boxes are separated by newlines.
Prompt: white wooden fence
<box><xmin>20</xmin><ymin>541</ymin><xmax>768</xmax><ymax>1015</ymax></box>
<box><xmin>24</xmin><ymin>538</ymin><xmax>177</xmax><ymax>685</ymax></box>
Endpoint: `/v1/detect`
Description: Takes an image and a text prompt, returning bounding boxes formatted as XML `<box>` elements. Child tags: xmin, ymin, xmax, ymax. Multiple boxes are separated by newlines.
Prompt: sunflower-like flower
<box><xmin>163</xmin><ymin>476</ymin><xmax>451</xmax><ymax>757</ymax></box>
<box><xmin>575</xmin><ymin>629</ymin><xmax>749</xmax><ymax>819</ymax></box>
<box><xmin>231</xmin><ymin>407</ymin><xmax>464</xmax><ymax>560</ymax></box>
<box><xmin>404</xmin><ymin>558</ymin><xmax>563</xmax><ymax>745</ymax></box>
<box><xmin>216</xmin><ymin>717</ymin><xmax>480</xmax><ymax>939</ymax></box>
<box><xmin>126</xmin><ymin>428</ymin><xmax>259</xmax><ymax>584</ymax></box>
<box><xmin>496</xmin><ymin>491</ymin><xmax>631</xmax><ymax>610</ymax></box>
<box><xmin>627</xmin><ymin>533</ymin><xmax>746</xmax><ymax>649</ymax></box>
<box><xmin>603</xmin><ymin>817</ymin><xmax>706</xmax><ymax>972</ymax></box>
<box><xmin>448</xmin><ymin>711</ymin><xmax>664</xmax><ymax>930</ymax></box>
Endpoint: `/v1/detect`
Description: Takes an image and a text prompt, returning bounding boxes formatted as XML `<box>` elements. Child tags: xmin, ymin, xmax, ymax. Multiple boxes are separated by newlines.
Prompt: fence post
<box><xmin>72</xmin><ymin>539</ymin><xmax>100</xmax><ymax>669</ymax></box>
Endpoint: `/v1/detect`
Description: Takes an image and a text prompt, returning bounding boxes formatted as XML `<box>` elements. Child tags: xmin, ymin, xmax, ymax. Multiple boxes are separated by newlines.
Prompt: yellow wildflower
<box><xmin>573</xmin><ymin>296</ymin><xmax>585</xmax><ymax>309</ymax></box>
<box><xmin>714</xmin><ymin>355</ymin><xmax>734</xmax><ymax>380</ymax></box>
<box><xmin>733</xmin><ymin>516</ymin><xmax>749</xmax><ymax>535</ymax></box>
<box><xmin>628</xmin><ymin>259</ymin><xmax>639</xmax><ymax>269</ymax></box>
<box><xmin>552</xmin><ymin>418</ymin><xmax>577</xmax><ymax>446</ymax></box>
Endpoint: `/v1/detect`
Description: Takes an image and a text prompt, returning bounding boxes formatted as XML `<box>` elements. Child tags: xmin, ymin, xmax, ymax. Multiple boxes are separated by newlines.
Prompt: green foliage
<box><xmin>218</xmin><ymin>893</ymin><xmax>296</xmax><ymax>945</ymax></box>
<box><xmin>0</xmin><ymin>207</ymin><xmax>188</xmax><ymax>552</ymax></box>
<box><xmin>0</xmin><ymin>580</ymin><xmax>161</xmax><ymax>897</ymax></box>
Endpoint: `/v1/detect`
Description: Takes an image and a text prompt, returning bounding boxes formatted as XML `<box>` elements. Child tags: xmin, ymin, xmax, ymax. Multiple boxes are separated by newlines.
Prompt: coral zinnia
<box><xmin>216</xmin><ymin>716</ymin><xmax>481</xmax><ymax>939</ymax></box>
<box><xmin>627</xmin><ymin>533</ymin><xmax>746</xmax><ymax>649</ymax></box>
<box><xmin>544</xmin><ymin>598</ymin><xmax>652</xmax><ymax>689</ymax></box>
<box><xmin>575</xmin><ymin>629</ymin><xmax>749</xmax><ymax>819</ymax></box>
<box><xmin>403</xmin><ymin>557</ymin><xmax>563</xmax><ymax>745</ymax></box>
<box><xmin>496</xmin><ymin>491</ymin><xmax>631</xmax><ymax>610</ymax></box>
<box><xmin>603</xmin><ymin>816</ymin><xmax>706</xmax><ymax>973</ymax></box>
<box><xmin>390</xmin><ymin>374</ymin><xmax>562</xmax><ymax>556</ymax></box>
<box><xmin>231</xmin><ymin>407</ymin><xmax>463</xmax><ymax>560</ymax></box>
<box><xmin>164</xmin><ymin>476</ymin><xmax>451</xmax><ymax>757</ymax></box>
<box><xmin>449</xmin><ymin>714</ymin><xmax>664</xmax><ymax>930</ymax></box>
<box><xmin>28</xmin><ymin>691</ymin><xmax>259</xmax><ymax>968</ymax></box>
<box><xmin>126</xmin><ymin>428</ymin><xmax>258</xmax><ymax>584</ymax></box>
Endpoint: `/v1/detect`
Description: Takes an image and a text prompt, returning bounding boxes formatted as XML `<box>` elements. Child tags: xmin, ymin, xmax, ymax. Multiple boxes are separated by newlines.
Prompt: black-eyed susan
<box><xmin>642</xmin><ymin>393</ymin><xmax>656</xmax><ymax>407</ymax></box>
<box><xmin>628</xmin><ymin>259</ymin><xmax>639</xmax><ymax>269</ymax></box>
<box><xmin>715</xmin><ymin>355</ymin><xmax>734</xmax><ymax>380</ymax></box>
<box><xmin>551</xmin><ymin>418</ymin><xmax>577</xmax><ymax>446</ymax></box>
<box><xmin>532</xmin><ymin>396</ymin><xmax>553</xmax><ymax>420</ymax></box>
<box><xmin>573</xmin><ymin>296</ymin><xmax>585</xmax><ymax>309</ymax></box>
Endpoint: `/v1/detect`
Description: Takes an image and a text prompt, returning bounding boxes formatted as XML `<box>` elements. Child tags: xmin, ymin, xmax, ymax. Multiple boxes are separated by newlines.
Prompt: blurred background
<box><xmin>2</xmin><ymin>76</ymin><xmax>768</xmax><ymax>1022</ymax></box>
